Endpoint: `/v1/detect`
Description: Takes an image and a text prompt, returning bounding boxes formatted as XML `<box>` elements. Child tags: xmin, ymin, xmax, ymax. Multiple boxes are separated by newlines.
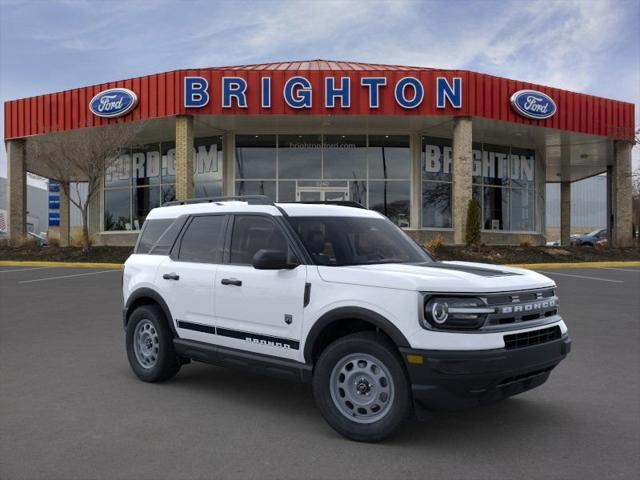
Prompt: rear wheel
<box><xmin>126</xmin><ymin>304</ymin><xmax>181</xmax><ymax>382</ymax></box>
<box><xmin>313</xmin><ymin>332</ymin><xmax>411</xmax><ymax>442</ymax></box>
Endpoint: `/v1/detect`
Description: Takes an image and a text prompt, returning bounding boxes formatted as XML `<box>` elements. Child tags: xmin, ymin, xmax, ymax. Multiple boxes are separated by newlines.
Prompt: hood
<box><xmin>317</xmin><ymin>261</ymin><xmax>555</xmax><ymax>293</ymax></box>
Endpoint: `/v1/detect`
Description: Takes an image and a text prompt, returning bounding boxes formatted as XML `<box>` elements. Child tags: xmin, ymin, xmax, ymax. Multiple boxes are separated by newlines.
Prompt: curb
<box><xmin>1</xmin><ymin>260</ymin><xmax>639</xmax><ymax>270</ymax></box>
<box><xmin>0</xmin><ymin>260</ymin><xmax>123</xmax><ymax>269</ymax></box>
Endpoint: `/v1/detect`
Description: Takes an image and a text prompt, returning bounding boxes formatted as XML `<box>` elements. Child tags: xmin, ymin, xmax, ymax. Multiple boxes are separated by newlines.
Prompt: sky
<box><xmin>0</xmin><ymin>0</ymin><xmax>638</xmax><ymax>180</ymax></box>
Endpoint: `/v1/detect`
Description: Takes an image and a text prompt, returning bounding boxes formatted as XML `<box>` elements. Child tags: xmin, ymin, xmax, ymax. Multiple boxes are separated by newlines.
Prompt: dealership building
<box><xmin>3</xmin><ymin>60</ymin><xmax>635</xmax><ymax>246</ymax></box>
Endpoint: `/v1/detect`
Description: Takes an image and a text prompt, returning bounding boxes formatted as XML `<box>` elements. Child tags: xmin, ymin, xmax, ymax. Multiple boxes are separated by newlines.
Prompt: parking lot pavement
<box><xmin>1</xmin><ymin>266</ymin><xmax>639</xmax><ymax>480</ymax></box>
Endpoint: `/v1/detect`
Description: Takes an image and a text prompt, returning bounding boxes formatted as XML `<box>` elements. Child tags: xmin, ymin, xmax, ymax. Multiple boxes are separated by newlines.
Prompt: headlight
<box><xmin>422</xmin><ymin>296</ymin><xmax>494</xmax><ymax>330</ymax></box>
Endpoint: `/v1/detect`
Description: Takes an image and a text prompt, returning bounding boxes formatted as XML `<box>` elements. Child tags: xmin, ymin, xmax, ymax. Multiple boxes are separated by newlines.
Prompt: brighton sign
<box><xmin>510</xmin><ymin>89</ymin><xmax>557</xmax><ymax>120</ymax></box>
<box><xmin>89</xmin><ymin>88</ymin><xmax>138</xmax><ymax>118</ymax></box>
<box><xmin>183</xmin><ymin>75</ymin><xmax>463</xmax><ymax>110</ymax></box>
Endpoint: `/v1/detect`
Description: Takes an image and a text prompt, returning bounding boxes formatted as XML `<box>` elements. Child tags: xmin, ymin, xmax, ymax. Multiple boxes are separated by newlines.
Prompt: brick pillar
<box><xmin>59</xmin><ymin>182</ymin><xmax>70</xmax><ymax>247</ymax></box>
<box><xmin>452</xmin><ymin>117</ymin><xmax>473</xmax><ymax>244</ymax></box>
<box><xmin>611</xmin><ymin>141</ymin><xmax>633</xmax><ymax>247</ymax></box>
<box><xmin>175</xmin><ymin>115</ymin><xmax>194</xmax><ymax>201</ymax></box>
<box><xmin>222</xmin><ymin>132</ymin><xmax>235</xmax><ymax>196</ymax></box>
<box><xmin>560</xmin><ymin>181</ymin><xmax>571</xmax><ymax>246</ymax></box>
<box><xmin>6</xmin><ymin>139</ymin><xmax>27</xmax><ymax>244</ymax></box>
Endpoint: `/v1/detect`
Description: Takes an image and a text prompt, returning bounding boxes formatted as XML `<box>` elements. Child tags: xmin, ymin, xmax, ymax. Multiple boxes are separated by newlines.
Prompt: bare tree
<box><xmin>27</xmin><ymin>121</ymin><xmax>144</xmax><ymax>250</ymax></box>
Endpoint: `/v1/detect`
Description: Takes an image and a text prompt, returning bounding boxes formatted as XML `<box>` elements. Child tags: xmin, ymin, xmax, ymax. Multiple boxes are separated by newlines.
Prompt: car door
<box><xmin>214</xmin><ymin>214</ymin><xmax>307</xmax><ymax>360</ymax></box>
<box><xmin>157</xmin><ymin>214</ymin><xmax>229</xmax><ymax>344</ymax></box>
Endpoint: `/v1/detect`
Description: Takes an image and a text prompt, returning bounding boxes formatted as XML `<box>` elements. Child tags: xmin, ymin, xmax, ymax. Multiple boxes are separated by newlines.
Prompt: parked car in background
<box><xmin>0</xmin><ymin>230</ymin><xmax>48</xmax><ymax>245</ymax></box>
<box><xmin>27</xmin><ymin>231</ymin><xmax>48</xmax><ymax>246</ymax></box>
<box><xmin>571</xmin><ymin>229</ymin><xmax>607</xmax><ymax>247</ymax></box>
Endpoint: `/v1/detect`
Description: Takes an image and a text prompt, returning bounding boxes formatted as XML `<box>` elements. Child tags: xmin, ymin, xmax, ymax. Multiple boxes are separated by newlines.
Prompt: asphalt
<box><xmin>0</xmin><ymin>265</ymin><xmax>639</xmax><ymax>480</ymax></box>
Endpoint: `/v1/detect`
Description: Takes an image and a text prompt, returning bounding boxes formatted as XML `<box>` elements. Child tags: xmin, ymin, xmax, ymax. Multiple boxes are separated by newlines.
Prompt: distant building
<box><xmin>0</xmin><ymin>176</ymin><xmax>48</xmax><ymax>234</ymax></box>
<box><xmin>546</xmin><ymin>175</ymin><xmax>607</xmax><ymax>234</ymax></box>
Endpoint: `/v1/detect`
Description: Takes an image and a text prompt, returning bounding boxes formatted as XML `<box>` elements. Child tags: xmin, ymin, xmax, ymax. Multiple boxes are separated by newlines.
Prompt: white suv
<box><xmin>123</xmin><ymin>196</ymin><xmax>570</xmax><ymax>442</ymax></box>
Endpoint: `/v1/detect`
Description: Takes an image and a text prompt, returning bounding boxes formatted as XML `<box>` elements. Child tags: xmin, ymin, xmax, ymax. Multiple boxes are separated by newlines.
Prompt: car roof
<box><xmin>145</xmin><ymin>201</ymin><xmax>382</xmax><ymax>221</ymax></box>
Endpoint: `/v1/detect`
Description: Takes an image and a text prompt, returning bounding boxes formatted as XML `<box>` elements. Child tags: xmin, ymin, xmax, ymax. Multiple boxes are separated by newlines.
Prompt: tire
<box><xmin>126</xmin><ymin>304</ymin><xmax>181</xmax><ymax>382</ymax></box>
<box><xmin>312</xmin><ymin>331</ymin><xmax>411</xmax><ymax>442</ymax></box>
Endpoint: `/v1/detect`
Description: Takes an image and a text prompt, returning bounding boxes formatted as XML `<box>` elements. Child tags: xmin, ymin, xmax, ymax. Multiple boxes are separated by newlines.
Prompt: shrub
<box><xmin>425</xmin><ymin>234</ymin><xmax>444</xmax><ymax>254</ymax></box>
<box><xmin>465</xmin><ymin>199</ymin><xmax>481</xmax><ymax>246</ymax></box>
<box><xmin>519</xmin><ymin>240</ymin><xmax>532</xmax><ymax>247</ymax></box>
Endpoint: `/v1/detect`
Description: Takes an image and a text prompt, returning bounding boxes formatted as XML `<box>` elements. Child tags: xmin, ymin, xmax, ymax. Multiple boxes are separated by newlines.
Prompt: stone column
<box><xmin>6</xmin><ymin>139</ymin><xmax>27</xmax><ymax>244</ymax></box>
<box><xmin>409</xmin><ymin>133</ymin><xmax>422</xmax><ymax>229</ymax></box>
<box><xmin>175</xmin><ymin>115</ymin><xmax>194</xmax><ymax>201</ymax></box>
<box><xmin>560</xmin><ymin>181</ymin><xmax>571</xmax><ymax>246</ymax></box>
<box><xmin>611</xmin><ymin>141</ymin><xmax>633</xmax><ymax>247</ymax></box>
<box><xmin>452</xmin><ymin>117</ymin><xmax>473</xmax><ymax>244</ymax></box>
<box><xmin>222</xmin><ymin>132</ymin><xmax>235</xmax><ymax>196</ymax></box>
<box><xmin>59</xmin><ymin>182</ymin><xmax>70</xmax><ymax>247</ymax></box>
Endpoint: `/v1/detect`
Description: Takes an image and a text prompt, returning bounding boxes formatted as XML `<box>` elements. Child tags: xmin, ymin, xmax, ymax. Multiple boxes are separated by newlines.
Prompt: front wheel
<box><xmin>312</xmin><ymin>332</ymin><xmax>411</xmax><ymax>442</ymax></box>
<box><xmin>125</xmin><ymin>304</ymin><xmax>181</xmax><ymax>382</ymax></box>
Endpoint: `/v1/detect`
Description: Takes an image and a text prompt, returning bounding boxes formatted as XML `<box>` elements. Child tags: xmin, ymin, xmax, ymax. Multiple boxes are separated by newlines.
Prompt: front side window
<box><xmin>177</xmin><ymin>215</ymin><xmax>227</xmax><ymax>263</ymax></box>
<box><xmin>288</xmin><ymin>216</ymin><xmax>431</xmax><ymax>266</ymax></box>
<box><xmin>229</xmin><ymin>216</ymin><xmax>291</xmax><ymax>265</ymax></box>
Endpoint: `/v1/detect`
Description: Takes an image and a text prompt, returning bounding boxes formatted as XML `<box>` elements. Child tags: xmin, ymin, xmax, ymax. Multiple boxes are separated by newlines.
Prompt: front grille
<box><xmin>503</xmin><ymin>326</ymin><xmax>561</xmax><ymax>349</ymax></box>
<box><xmin>483</xmin><ymin>288</ymin><xmax>558</xmax><ymax>329</ymax></box>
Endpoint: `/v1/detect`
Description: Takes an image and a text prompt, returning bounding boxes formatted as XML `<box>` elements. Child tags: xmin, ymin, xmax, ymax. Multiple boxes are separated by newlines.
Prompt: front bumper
<box><xmin>400</xmin><ymin>334</ymin><xmax>571</xmax><ymax>414</ymax></box>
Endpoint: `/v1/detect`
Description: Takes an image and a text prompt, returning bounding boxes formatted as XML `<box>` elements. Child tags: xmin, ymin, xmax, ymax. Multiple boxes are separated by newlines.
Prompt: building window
<box><xmin>474</xmin><ymin>144</ymin><xmax>536</xmax><ymax>232</ymax></box>
<box><xmin>422</xmin><ymin>137</ymin><xmax>453</xmax><ymax>228</ymax></box>
<box><xmin>104</xmin><ymin>136</ymin><xmax>223</xmax><ymax>231</ymax></box>
<box><xmin>194</xmin><ymin>136</ymin><xmax>223</xmax><ymax>198</ymax></box>
<box><xmin>234</xmin><ymin>134</ymin><xmax>410</xmax><ymax>227</ymax></box>
<box><xmin>422</xmin><ymin>137</ymin><xmax>537</xmax><ymax>232</ymax></box>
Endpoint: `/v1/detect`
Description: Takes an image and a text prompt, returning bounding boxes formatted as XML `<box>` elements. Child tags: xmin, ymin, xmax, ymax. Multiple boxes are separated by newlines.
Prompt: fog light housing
<box><xmin>423</xmin><ymin>296</ymin><xmax>494</xmax><ymax>330</ymax></box>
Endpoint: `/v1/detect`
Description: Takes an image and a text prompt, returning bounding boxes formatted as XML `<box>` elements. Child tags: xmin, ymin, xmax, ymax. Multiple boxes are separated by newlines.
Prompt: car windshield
<box><xmin>587</xmin><ymin>229</ymin><xmax>603</xmax><ymax>237</ymax></box>
<box><xmin>287</xmin><ymin>216</ymin><xmax>432</xmax><ymax>266</ymax></box>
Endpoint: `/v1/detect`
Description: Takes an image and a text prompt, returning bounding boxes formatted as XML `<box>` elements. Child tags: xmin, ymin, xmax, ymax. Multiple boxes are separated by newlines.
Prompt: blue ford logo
<box><xmin>510</xmin><ymin>89</ymin><xmax>556</xmax><ymax>120</ymax></box>
<box><xmin>89</xmin><ymin>88</ymin><xmax>138</xmax><ymax>118</ymax></box>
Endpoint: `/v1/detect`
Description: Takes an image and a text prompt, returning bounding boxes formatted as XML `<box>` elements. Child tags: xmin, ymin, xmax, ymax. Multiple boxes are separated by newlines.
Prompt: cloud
<box><xmin>0</xmin><ymin>0</ymin><xmax>638</xmax><ymax>175</ymax></box>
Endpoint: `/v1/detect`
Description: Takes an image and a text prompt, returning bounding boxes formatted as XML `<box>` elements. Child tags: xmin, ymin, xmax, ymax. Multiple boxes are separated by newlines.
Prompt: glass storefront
<box><xmin>104</xmin><ymin>136</ymin><xmax>222</xmax><ymax>231</ymax></box>
<box><xmin>235</xmin><ymin>134</ymin><xmax>411</xmax><ymax>227</ymax></box>
<box><xmin>422</xmin><ymin>137</ymin><xmax>537</xmax><ymax>232</ymax></box>
<box><xmin>103</xmin><ymin>132</ymin><xmax>536</xmax><ymax>234</ymax></box>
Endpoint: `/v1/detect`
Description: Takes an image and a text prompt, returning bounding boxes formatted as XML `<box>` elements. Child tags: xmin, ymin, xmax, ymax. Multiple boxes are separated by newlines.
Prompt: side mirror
<box><xmin>252</xmin><ymin>249</ymin><xmax>298</xmax><ymax>270</ymax></box>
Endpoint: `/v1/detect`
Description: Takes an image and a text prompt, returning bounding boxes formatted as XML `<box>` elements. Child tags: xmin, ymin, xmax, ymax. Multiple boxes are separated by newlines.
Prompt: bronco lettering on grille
<box><xmin>500</xmin><ymin>298</ymin><xmax>556</xmax><ymax>314</ymax></box>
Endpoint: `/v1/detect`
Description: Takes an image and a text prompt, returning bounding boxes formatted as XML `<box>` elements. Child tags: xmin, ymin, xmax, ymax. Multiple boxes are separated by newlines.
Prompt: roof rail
<box><xmin>293</xmin><ymin>200</ymin><xmax>367</xmax><ymax>209</ymax></box>
<box><xmin>163</xmin><ymin>195</ymin><xmax>275</xmax><ymax>207</ymax></box>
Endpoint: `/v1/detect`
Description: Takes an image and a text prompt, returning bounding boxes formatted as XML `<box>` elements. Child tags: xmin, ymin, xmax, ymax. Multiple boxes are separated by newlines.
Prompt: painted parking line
<box><xmin>0</xmin><ymin>266</ymin><xmax>57</xmax><ymax>274</ymax></box>
<box><xmin>17</xmin><ymin>269</ymin><xmax>120</xmax><ymax>284</ymax></box>
<box><xmin>537</xmin><ymin>270</ymin><xmax>624</xmax><ymax>283</ymax></box>
<box><xmin>599</xmin><ymin>267</ymin><xmax>640</xmax><ymax>273</ymax></box>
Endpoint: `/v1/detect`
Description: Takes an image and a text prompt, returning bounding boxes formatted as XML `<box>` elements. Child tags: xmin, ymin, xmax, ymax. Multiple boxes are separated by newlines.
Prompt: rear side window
<box><xmin>136</xmin><ymin>219</ymin><xmax>174</xmax><ymax>254</ymax></box>
<box><xmin>148</xmin><ymin>218</ymin><xmax>187</xmax><ymax>255</ymax></box>
<box><xmin>177</xmin><ymin>215</ymin><xmax>227</xmax><ymax>263</ymax></box>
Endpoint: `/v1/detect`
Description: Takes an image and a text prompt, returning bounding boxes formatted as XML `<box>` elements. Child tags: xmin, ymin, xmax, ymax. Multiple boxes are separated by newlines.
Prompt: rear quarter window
<box><xmin>135</xmin><ymin>218</ymin><xmax>177</xmax><ymax>255</ymax></box>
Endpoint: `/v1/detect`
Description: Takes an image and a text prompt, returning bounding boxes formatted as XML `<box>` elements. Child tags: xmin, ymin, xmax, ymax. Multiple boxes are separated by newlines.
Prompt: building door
<box><xmin>295</xmin><ymin>181</ymin><xmax>350</xmax><ymax>202</ymax></box>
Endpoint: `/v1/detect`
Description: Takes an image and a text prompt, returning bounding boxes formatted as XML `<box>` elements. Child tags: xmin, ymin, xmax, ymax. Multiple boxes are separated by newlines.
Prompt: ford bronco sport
<box><xmin>123</xmin><ymin>195</ymin><xmax>570</xmax><ymax>442</ymax></box>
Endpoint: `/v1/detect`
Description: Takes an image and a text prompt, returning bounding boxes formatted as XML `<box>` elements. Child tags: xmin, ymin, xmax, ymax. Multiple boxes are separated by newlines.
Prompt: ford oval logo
<box><xmin>89</xmin><ymin>88</ymin><xmax>138</xmax><ymax>118</ymax></box>
<box><xmin>510</xmin><ymin>89</ymin><xmax>556</xmax><ymax>120</ymax></box>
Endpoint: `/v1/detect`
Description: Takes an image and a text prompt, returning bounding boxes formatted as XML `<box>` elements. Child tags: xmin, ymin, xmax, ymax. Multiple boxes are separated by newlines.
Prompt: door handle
<box><xmin>221</xmin><ymin>278</ymin><xmax>242</xmax><ymax>286</ymax></box>
<box><xmin>162</xmin><ymin>273</ymin><xmax>180</xmax><ymax>281</ymax></box>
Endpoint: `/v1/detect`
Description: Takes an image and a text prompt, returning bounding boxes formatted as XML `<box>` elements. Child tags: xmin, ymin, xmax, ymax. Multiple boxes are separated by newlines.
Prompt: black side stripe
<box><xmin>177</xmin><ymin>320</ymin><xmax>300</xmax><ymax>350</ymax></box>
<box><xmin>177</xmin><ymin>321</ymin><xmax>216</xmax><ymax>335</ymax></box>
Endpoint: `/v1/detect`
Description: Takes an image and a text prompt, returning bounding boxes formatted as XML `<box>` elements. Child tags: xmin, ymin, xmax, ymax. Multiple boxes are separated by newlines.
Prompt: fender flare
<box><xmin>124</xmin><ymin>287</ymin><xmax>178</xmax><ymax>337</ymax></box>
<box><xmin>303</xmin><ymin>307</ymin><xmax>410</xmax><ymax>363</ymax></box>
